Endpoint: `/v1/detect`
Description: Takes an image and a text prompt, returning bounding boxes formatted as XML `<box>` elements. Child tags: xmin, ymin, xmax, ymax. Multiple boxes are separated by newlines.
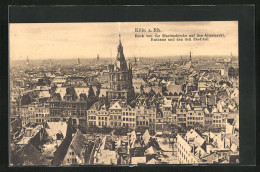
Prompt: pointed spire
<box><xmin>118</xmin><ymin>34</ymin><xmax>123</xmax><ymax>53</ymax></box>
<box><xmin>190</xmin><ymin>51</ymin><xmax>192</xmax><ymax>62</ymax></box>
<box><xmin>49</xmin><ymin>59</ymin><xmax>52</xmax><ymax>67</ymax></box>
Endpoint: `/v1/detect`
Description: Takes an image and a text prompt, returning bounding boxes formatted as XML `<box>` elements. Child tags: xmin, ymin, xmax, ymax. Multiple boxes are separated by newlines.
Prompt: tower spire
<box><xmin>190</xmin><ymin>51</ymin><xmax>192</xmax><ymax>62</ymax></box>
<box><xmin>26</xmin><ymin>56</ymin><xmax>29</xmax><ymax>65</ymax></box>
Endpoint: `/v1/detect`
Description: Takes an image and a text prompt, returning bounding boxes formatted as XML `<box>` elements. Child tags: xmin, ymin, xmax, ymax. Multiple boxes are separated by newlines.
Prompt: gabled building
<box><xmin>62</xmin><ymin>130</ymin><xmax>88</xmax><ymax>165</ymax></box>
<box><xmin>109</xmin><ymin>101</ymin><xmax>123</xmax><ymax>128</ymax></box>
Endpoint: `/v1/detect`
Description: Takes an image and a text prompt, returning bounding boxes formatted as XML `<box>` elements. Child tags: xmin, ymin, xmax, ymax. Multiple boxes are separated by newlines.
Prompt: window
<box><xmin>72</xmin><ymin>158</ymin><xmax>77</xmax><ymax>163</ymax></box>
<box><xmin>67</xmin><ymin>158</ymin><xmax>70</xmax><ymax>163</ymax></box>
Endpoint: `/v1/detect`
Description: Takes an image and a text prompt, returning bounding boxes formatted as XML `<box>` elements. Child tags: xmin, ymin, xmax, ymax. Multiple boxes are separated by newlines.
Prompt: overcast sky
<box><xmin>9</xmin><ymin>21</ymin><xmax>238</xmax><ymax>61</ymax></box>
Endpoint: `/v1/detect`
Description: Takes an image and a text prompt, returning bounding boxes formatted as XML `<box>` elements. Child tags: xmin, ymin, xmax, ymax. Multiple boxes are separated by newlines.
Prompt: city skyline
<box><xmin>9</xmin><ymin>21</ymin><xmax>238</xmax><ymax>61</ymax></box>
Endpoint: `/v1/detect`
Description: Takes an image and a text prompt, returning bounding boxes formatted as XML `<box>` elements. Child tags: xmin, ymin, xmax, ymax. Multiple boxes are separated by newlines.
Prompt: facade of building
<box><xmin>109</xmin><ymin>101</ymin><xmax>122</xmax><ymax>128</ymax></box>
<box><xmin>122</xmin><ymin>105</ymin><xmax>136</xmax><ymax>129</ymax></box>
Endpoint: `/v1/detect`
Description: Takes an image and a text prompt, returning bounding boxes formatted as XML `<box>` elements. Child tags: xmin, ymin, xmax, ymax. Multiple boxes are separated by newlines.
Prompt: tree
<box><xmin>228</xmin><ymin>67</ymin><xmax>238</xmax><ymax>78</ymax></box>
<box><xmin>88</xmin><ymin>86</ymin><xmax>95</xmax><ymax>98</ymax></box>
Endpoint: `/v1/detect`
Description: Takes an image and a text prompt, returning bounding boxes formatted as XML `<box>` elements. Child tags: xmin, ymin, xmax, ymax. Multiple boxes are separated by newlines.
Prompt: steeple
<box><xmin>26</xmin><ymin>56</ymin><xmax>29</xmax><ymax>65</ymax></box>
<box><xmin>77</xmin><ymin>58</ymin><xmax>80</xmax><ymax>65</ymax></box>
<box><xmin>117</xmin><ymin>34</ymin><xmax>124</xmax><ymax>58</ymax></box>
<box><xmin>190</xmin><ymin>51</ymin><xmax>192</xmax><ymax>62</ymax></box>
<box><xmin>49</xmin><ymin>59</ymin><xmax>52</xmax><ymax>67</ymax></box>
<box><xmin>115</xmin><ymin>34</ymin><xmax>127</xmax><ymax>70</ymax></box>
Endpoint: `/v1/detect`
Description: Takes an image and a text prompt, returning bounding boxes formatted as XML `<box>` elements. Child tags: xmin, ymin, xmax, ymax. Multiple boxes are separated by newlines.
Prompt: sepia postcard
<box><xmin>9</xmin><ymin>21</ymin><xmax>239</xmax><ymax>166</ymax></box>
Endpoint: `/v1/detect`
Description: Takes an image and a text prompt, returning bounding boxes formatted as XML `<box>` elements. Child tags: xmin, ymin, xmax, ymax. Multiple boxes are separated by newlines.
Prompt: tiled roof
<box><xmin>16</xmin><ymin>143</ymin><xmax>51</xmax><ymax>166</ymax></box>
<box><xmin>71</xmin><ymin>130</ymin><xmax>88</xmax><ymax>157</ymax></box>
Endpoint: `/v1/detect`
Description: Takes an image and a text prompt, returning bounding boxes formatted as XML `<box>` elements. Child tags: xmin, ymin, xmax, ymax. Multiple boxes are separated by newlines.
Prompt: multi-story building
<box><xmin>20</xmin><ymin>105</ymin><xmax>30</xmax><ymax>127</ymax></box>
<box><xmin>122</xmin><ymin>105</ymin><xmax>136</xmax><ymax>128</ymax></box>
<box><xmin>34</xmin><ymin>104</ymin><xmax>50</xmax><ymax>123</ymax></box>
<box><xmin>177</xmin><ymin>129</ymin><xmax>206</xmax><ymax>164</ymax></box>
<box><xmin>109</xmin><ymin>101</ymin><xmax>122</xmax><ymax>128</ymax></box>
<box><xmin>212</xmin><ymin>107</ymin><xmax>222</xmax><ymax>128</ymax></box>
<box><xmin>155</xmin><ymin>110</ymin><xmax>163</xmax><ymax>131</ymax></box>
<box><xmin>170</xmin><ymin>113</ymin><xmax>177</xmax><ymax>124</ymax></box>
<box><xmin>176</xmin><ymin>102</ymin><xmax>187</xmax><ymax>127</ymax></box>
<box><xmin>186</xmin><ymin>107</ymin><xmax>205</xmax><ymax>127</ymax></box>
<box><xmin>135</xmin><ymin>102</ymin><xmax>149</xmax><ymax>127</ymax></box>
<box><xmin>147</xmin><ymin>106</ymin><xmax>157</xmax><ymax>132</ymax></box>
<box><xmin>87</xmin><ymin>102</ymin><xmax>99</xmax><ymax>126</ymax></box>
<box><xmin>49</xmin><ymin>87</ymin><xmax>88</xmax><ymax>126</ymax></box>
<box><xmin>161</xmin><ymin>98</ymin><xmax>172</xmax><ymax>128</ymax></box>
<box><xmin>96</xmin><ymin>104</ymin><xmax>109</xmax><ymax>128</ymax></box>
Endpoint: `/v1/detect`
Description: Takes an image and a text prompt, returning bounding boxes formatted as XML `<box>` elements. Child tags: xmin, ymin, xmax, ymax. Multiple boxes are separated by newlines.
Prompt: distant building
<box><xmin>26</xmin><ymin>56</ymin><xmax>30</xmax><ymax>65</ymax></box>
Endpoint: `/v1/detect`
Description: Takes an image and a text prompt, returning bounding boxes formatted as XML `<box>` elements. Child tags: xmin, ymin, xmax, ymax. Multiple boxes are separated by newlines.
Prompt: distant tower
<box><xmin>26</xmin><ymin>56</ymin><xmax>29</xmax><ymax>65</ymax></box>
<box><xmin>230</xmin><ymin>52</ymin><xmax>233</xmax><ymax>65</ymax></box>
<box><xmin>134</xmin><ymin>57</ymin><xmax>137</xmax><ymax>65</ymax></box>
<box><xmin>97</xmin><ymin>54</ymin><xmax>100</xmax><ymax>61</ymax></box>
<box><xmin>49</xmin><ymin>59</ymin><xmax>53</xmax><ymax>67</ymax></box>
<box><xmin>190</xmin><ymin>51</ymin><xmax>192</xmax><ymax>62</ymax></box>
<box><xmin>77</xmin><ymin>58</ymin><xmax>80</xmax><ymax>65</ymax></box>
<box><xmin>107</xmin><ymin>34</ymin><xmax>134</xmax><ymax>104</ymax></box>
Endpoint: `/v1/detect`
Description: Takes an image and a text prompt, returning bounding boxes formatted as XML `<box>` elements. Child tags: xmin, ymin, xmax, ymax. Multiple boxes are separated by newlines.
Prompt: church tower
<box><xmin>77</xmin><ymin>58</ymin><xmax>80</xmax><ymax>65</ymax></box>
<box><xmin>190</xmin><ymin>51</ymin><xmax>192</xmax><ymax>62</ymax></box>
<box><xmin>49</xmin><ymin>59</ymin><xmax>53</xmax><ymax>67</ymax></box>
<box><xmin>26</xmin><ymin>56</ymin><xmax>29</xmax><ymax>65</ymax></box>
<box><xmin>107</xmin><ymin>34</ymin><xmax>134</xmax><ymax>104</ymax></box>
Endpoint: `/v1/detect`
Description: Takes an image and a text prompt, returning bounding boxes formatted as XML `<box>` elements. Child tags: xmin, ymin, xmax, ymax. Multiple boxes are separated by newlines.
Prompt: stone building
<box><xmin>106</xmin><ymin>35</ymin><xmax>135</xmax><ymax>105</ymax></box>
